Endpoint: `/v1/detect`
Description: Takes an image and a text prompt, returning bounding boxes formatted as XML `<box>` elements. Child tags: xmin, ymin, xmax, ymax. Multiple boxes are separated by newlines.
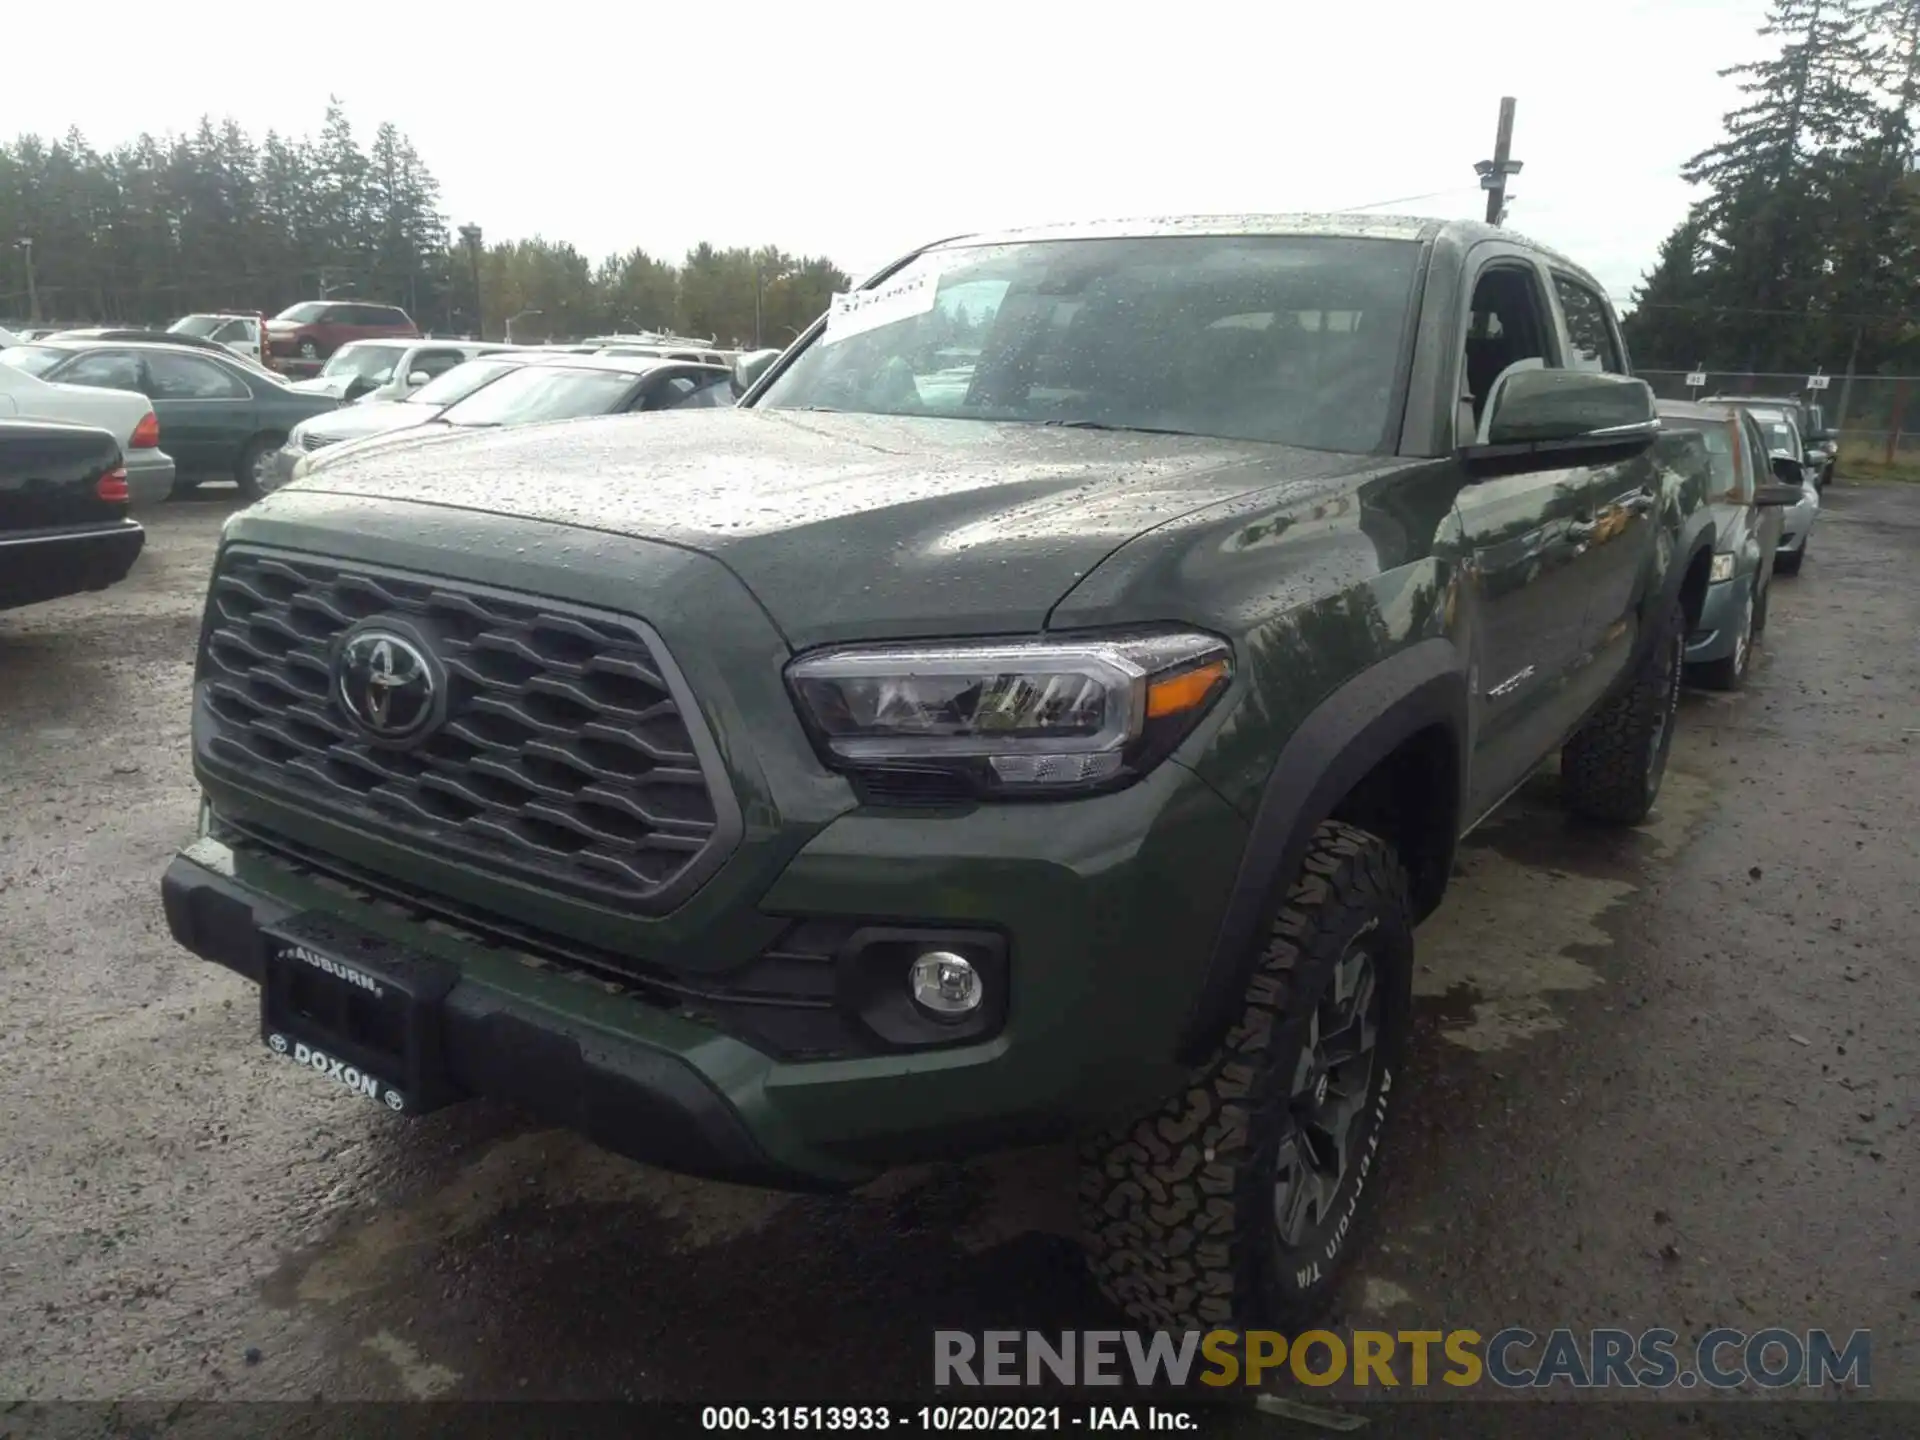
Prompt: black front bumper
<box><xmin>162</xmin><ymin>853</ymin><xmax>824</xmax><ymax>1190</ymax></box>
<box><xmin>0</xmin><ymin>521</ymin><xmax>144</xmax><ymax>610</ymax></box>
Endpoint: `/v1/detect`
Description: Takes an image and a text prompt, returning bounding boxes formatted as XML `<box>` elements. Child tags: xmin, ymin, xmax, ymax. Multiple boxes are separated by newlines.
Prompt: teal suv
<box><xmin>164</xmin><ymin>216</ymin><xmax>1715</xmax><ymax>1329</ymax></box>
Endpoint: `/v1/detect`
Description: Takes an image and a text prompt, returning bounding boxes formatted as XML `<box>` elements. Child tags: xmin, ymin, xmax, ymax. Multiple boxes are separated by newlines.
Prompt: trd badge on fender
<box><xmin>266</xmin><ymin>1031</ymin><xmax>406</xmax><ymax>1112</ymax></box>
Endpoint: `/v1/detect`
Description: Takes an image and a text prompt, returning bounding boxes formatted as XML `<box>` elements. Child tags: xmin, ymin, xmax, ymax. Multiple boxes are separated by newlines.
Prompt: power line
<box><xmin>1334</xmin><ymin>186</ymin><xmax>1480</xmax><ymax>214</ymax></box>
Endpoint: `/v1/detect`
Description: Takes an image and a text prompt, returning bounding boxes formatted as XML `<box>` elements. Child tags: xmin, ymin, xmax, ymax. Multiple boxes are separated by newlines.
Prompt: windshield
<box><xmin>0</xmin><ymin>344</ymin><xmax>67</xmax><ymax>376</ymax></box>
<box><xmin>438</xmin><ymin>365</ymin><xmax>639</xmax><ymax>427</ymax></box>
<box><xmin>274</xmin><ymin>302</ymin><xmax>328</xmax><ymax>323</ymax></box>
<box><xmin>407</xmin><ymin>357</ymin><xmax>525</xmax><ymax>407</ymax></box>
<box><xmin>321</xmin><ymin>345</ymin><xmax>403</xmax><ymax>383</ymax></box>
<box><xmin>757</xmin><ymin>235</ymin><xmax>1421</xmax><ymax>451</ymax></box>
<box><xmin>169</xmin><ymin>316</ymin><xmax>222</xmax><ymax>338</ymax></box>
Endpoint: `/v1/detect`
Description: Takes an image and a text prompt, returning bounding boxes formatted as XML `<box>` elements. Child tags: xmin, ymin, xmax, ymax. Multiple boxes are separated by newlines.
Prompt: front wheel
<box><xmin>1692</xmin><ymin>583</ymin><xmax>1755</xmax><ymax>692</ymax></box>
<box><xmin>234</xmin><ymin>434</ymin><xmax>284</xmax><ymax>503</ymax></box>
<box><xmin>297</xmin><ymin>339</ymin><xmax>320</xmax><ymax>360</ymax></box>
<box><xmin>1774</xmin><ymin>548</ymin><xmax>1804</xmax><ymax>577</ymax></box>
<box><xmin>1561</xmin><ymin>597</ymin><xmax>1686</xmax><ymax>825</ymax></box>
<box><xmin>1079</xmin><ymin>821</ymin><xmax>1413</xmax><ymax>1329</ymax></box>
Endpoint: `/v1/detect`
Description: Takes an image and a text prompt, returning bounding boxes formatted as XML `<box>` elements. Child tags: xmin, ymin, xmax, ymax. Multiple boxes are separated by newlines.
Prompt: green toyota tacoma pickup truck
<box><xmin>163</xmin><ymin>215</ymin><xmax>1714</xmax><ymax>1330</ymax></box>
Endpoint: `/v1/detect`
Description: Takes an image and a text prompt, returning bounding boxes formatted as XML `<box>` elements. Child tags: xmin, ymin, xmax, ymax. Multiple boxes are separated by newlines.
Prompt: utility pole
<box><xmin>17</xmin><ymin>237</ymin><xmax>39</xmax><ymax>323</ymax></box>
<box><xmin>753</xmin><ymin>268</ymin><xmax>764</xmax><ymax>348</ymax></box>
<box><xmin>1834</xmin><ymin>322</ymin><xmax>1863</xmax><ymax>434</ymax></box>
<box><xmin>457</xmin><ymin>224</ymin><xmax>484</xmax><ymax>339</ymax></box>
<box><xmin>1475</xmin><ymin>97</ymin><xmax>1522</xmax><ymax>226</ymax></box>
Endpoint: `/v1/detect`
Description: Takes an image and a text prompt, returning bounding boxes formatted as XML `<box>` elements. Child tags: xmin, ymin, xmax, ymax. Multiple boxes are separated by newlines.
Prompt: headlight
<box><xmin>786</xmin><ymin>630</ymin><xmax>1232</xmax><ymax>797</ymax></box>
<box><xmin>1709</xmin><ymin>553</ymin><xmax>1735</xmax><ymax>583</ymax></box>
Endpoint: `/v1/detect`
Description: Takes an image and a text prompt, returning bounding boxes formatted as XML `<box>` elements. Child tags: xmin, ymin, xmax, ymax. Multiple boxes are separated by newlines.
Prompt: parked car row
<box><xmin>1653</xmin><ymin>399</ymin><xmax>1820</xmax><ymax>690</ymax></box>
<box><xmin>265</xmin><ymin>349</ymin><xmax>735</xmax><ymax>491</ymax></box>
<box><xmin>0</xmin><ymin>337</ymin><xmax>339</xmax><ymax>500</ymax></box>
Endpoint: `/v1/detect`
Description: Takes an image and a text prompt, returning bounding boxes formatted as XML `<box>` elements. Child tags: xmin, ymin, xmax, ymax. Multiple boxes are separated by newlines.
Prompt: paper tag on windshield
<box><xmin>821</xmin><ymin>271</ymin><xmax>938</xmax><ymax>345</ymax></box>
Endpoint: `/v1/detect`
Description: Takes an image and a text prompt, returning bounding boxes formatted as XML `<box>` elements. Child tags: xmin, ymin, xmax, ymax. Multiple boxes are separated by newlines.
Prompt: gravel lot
<box><xmin>2</xmin><ymin>482</ymin><xmax>1914</xmax><ymax>1408</ymax></box>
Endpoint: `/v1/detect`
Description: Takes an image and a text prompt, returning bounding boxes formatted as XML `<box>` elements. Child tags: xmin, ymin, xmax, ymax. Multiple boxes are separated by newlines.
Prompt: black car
<box><xmin>0</xmin><ymin>418</ymin><xmax>144</xmax><ymax>610</ymax></box>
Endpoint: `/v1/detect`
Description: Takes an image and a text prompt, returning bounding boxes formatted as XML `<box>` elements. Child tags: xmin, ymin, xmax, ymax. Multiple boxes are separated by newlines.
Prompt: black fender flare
<box><xmin>1175</xmin><ymin>638</ymin><xmax>1468</xmax><ymax>1063</ymax></box>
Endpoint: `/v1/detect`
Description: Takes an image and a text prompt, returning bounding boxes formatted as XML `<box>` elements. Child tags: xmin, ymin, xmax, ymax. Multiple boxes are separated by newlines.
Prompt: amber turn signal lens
<box><xmin>1146</xmin><ymin>658</ymin><xmax>1230</xmax><ymax>719</ymax></box>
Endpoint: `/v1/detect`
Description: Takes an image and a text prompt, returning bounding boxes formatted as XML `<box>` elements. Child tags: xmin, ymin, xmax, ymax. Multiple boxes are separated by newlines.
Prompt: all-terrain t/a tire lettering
<box><xmin>1561</xmin><ymin>596</ymin><xmax>1686</xmax><ymax>825</ymax></box>
<box><xmin>1079</xmin><ymin>821</ymin><xmax>1414</xmax><ymax>1330</ymax></box>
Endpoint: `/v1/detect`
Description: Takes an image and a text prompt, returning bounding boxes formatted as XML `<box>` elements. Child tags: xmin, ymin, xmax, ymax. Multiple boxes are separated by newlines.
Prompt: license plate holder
<box><xmin>259</xmin><ymin>912</ymin><xmax>460</xmax><ymax>1116</ymax></box>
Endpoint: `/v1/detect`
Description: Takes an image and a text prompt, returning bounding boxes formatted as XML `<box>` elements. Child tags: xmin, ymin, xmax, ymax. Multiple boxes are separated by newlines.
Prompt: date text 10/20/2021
<box><xmin>702</xmin><ymin>1407</ymin><xmax>1196</xmax><ymax>1431</ymax></box>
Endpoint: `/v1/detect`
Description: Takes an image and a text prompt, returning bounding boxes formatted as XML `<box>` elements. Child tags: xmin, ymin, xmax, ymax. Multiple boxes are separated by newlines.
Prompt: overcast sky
<box><xmin>5</xmin><ymin>0</ymin><xmax>1772</xmax><ymax>304</ymax></box>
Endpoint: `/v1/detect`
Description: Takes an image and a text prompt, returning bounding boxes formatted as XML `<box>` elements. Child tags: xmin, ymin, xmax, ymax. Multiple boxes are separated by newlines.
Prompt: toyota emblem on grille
<box><xmin>337</xmin><ymin>628</ymin><xmax>440</xmax><ymax>742</ymax></box>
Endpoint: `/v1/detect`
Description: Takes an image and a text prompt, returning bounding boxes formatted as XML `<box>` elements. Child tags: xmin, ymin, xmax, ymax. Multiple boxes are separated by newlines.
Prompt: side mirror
<box><xmin>732</xmin><ymin>347</ymin><xmax>782</xmax><ymax>397</ymax></box>
<box><xmin>1461</xmin><ymin>368</ymin><xmax>1659</xmax><ymax>477</ymax></box>
<box><xmin>407</xmin><ymin>371</ymin><xmax>431</xmax><ymax>387</ymax></box>
<box><xmin>1769</xmin><ymin>454</ymin><xmax>1806</xmax><ymax>487</ymax></box>
<box><xmin>1754</xmin><ymin>482</ymin><xmax>1804</xmax><ymax>507</ymax></box>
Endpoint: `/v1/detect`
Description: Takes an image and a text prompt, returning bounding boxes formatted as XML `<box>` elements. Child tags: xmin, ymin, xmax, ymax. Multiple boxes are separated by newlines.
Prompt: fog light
<box><xmin>909</xmin><ymin>951</ymin><xmax>983</xmax><ymax>1017</ymax></box>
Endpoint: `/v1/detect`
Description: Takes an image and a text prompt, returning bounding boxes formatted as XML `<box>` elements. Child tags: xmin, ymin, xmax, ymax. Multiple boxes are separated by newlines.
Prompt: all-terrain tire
<box><xmin>1561</xmin><ymin>596</ymin><xmax>1685</xmax><ymax>825</ymax></box>
<box><xmin>1079</xmin><ymin>821</ymin><xmax>1414</xmax><ymax>1330</ymax></box>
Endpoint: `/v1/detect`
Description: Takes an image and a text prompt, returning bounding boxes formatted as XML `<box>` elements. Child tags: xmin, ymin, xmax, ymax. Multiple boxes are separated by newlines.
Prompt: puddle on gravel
<box><xmin>1413</xmin><ymin>764</ymin><xmax>1715</xmax><ymax>1052</ymax></box>
<box><xmin>277</xmin><ymin>1128</ymin><xmax>793</xmax><ymax>1306</ymax></box>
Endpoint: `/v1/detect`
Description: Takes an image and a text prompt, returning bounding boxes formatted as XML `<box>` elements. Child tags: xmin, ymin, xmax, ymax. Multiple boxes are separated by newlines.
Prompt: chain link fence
<box><xmin>1640</xmin><ymin>369</ymin><xmax>1920</xmax><ymax>467</ymax></box>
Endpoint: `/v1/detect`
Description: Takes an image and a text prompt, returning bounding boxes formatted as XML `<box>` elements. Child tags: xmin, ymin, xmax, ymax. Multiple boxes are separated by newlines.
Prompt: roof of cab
<box><xmin>918</xmin><ymin>213</ymin><xmax>1605</xmax><ymax>295</ymax></box>
<box><xmin>1656</xmin><ymin>399</ymin><xmax>1742</xmax><ymax>425</ymax></box>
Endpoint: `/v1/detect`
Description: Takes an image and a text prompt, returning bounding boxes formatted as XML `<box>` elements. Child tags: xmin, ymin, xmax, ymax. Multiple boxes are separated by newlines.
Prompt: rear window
<box><xmin>1658</xmin><ymin>420</ymin><xmax>1741</xmax><ymax>500</ymax></box>
<box><xmin>0</xmin><ymin>344</ymin><xmax>69</xmax><ymax>377</ymax></box>
<box><xmin>168</xmin><ymin>315</ymin><xmax>222</xmax><ymax>338</ymax></box>
<box><xmin>274</xmin><ymin>302</ymin><xmax>327</xmax><ymax>323</ymax></box>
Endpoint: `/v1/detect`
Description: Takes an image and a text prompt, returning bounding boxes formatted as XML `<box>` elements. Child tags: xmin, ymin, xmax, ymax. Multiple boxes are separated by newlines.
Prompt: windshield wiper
<box><xmin>1040</xmin><ymin>418</ymin><xmax>1199</xmax><ymax>438</ymax></box>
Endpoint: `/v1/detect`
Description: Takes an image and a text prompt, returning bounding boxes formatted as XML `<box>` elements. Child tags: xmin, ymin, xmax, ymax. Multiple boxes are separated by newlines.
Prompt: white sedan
<box><xmin>0</xmin><ymin>349</ymin><xmax>175</xmax><ymax>505</ymax></box>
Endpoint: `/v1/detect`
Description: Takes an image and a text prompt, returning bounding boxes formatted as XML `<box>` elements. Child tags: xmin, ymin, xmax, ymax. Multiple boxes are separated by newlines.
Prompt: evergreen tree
<box><xmin>1627</xmin><ymin>0</ymin><xmax>1905</xmax><ymax>374</ymax></box>
<box><xmin>0</xmin><ymin>101</ymin><xmax>850</xmax><ymax>344</ymax></box>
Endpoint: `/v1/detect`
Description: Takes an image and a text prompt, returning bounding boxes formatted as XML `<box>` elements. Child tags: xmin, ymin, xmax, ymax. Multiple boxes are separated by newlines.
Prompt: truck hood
<box><xmin>278</xmin><ymin>408</ymin><xmax>1387</xmax><ymax>647</ymax></box>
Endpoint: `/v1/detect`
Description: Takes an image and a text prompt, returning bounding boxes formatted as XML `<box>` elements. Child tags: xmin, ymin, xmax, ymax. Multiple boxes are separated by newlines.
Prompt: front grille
<box><xmin>197</xmin><ymin>548</ymin><xmax>735</xmax><ymax>913</ymax></box>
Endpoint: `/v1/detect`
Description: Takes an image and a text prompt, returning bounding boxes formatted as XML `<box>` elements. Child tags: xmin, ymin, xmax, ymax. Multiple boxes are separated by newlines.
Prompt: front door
<box><xmin>1451</xmin><ymin>256</ymin><xmax>1595</xmax><ymax>822</ymax></box>
<box><xmin>141</xmin><ymin>350</ymin><xmax>257</xmax><ymax>473</ymax></box>
<box><xmin>1548</xmin><ymin>271</ymin><xmax>1660</xmax><ymax>710</ymax></box>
